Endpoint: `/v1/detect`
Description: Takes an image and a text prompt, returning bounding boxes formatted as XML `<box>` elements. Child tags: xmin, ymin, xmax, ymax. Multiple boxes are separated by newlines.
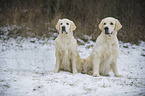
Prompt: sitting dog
<box><xmin>54</xmin><ymin>18</ymin><xmax>83</xmax><ymax>74</ymax></box>
<box><xmin>83</xmin><ymin>17</ymin><xmax>122</xmax><ymax>77</ymax></box>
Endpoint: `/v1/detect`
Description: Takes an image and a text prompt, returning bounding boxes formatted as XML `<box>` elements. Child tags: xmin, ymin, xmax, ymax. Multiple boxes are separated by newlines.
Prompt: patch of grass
<box><xmin>68</xmin><ymin>84</ymin><xmax>74</xmax><ymax>86</ymax></box>
<box><xmin>128</xmin><ymin>77</ymin><xmax>132</xmax><ymax>79</ymax></box>
<box><xmin>33</xmin><ymin>85</ymin><xmax>43</xmax><ymax>91</ymax></box>
<box><xmin>0</xmin><ymin>80</ymin><xmax>5</xmax><ymax>82</ymax></box>
<box><xmin>38</xmin><ymin>86</ymin><xmax>41</xmax><ymax>88</ymax></box>
<box><xmin>30</xmin><ymin>41</ymin><xmax>35</xmax><ymax>43</ymax></box>
<box><xmin>123</xmin><ymin>46</ymin><xmax>128</xmax><ymax>48</ymax></box>
<box><xmin>86</xmin><ymin>45</ymin><xmax>93</xmax><ymax>49</ymax></box>
<box><xmin>33</xmin><ymin>88</ymin><xmax>36</xmax><ymax>91</ymax></box>
<box><xmin>139</xmin><ymin>93</ymin><xmax>144</xmax><ymax>95</ymax></box>
<box><xmin>77</xmin><ymin>40</ymin><xmax>85</xmax><ymax>45</ymax></box>
<box><xmin>3</xmin><ymin>85</ymin><xmax>10</xmax><ymax>88</ymax></box>
<box><xmin>141</xmin><ymin>54</ymin><xmax>145</xmax><ymax>57</ymax></box>
<box><xmin>129</xmin><ymin>82</ymin><xmax>134</xmax><ymax>86</ymax></box>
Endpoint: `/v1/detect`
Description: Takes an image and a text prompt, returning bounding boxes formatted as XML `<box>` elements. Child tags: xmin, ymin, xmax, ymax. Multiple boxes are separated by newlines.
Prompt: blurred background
<box><xmin>0</xmin><ymin>0</ymin><xmax>144</xmax><ymax>44</ymax></box>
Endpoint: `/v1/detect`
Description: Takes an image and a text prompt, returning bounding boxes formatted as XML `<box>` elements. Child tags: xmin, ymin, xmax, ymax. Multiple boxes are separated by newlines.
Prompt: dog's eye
<box><xmin>60</xmin><ymin>23</ymin><xmax>63</xmax><ymax>25</ymax></box>
<box><xmin>66</xmin><ymin>23</ymin><xmax>69</xmax><ymax>25</ymax></box>
<box><xmin>110</xmin><ymin>22</ymin><xmax>113</xmax><ymax>25</ymax></box>
<box><xmin>104</xmin><ymin>23</ymin><xmax>106</xmax><ymax>25</ymax></box>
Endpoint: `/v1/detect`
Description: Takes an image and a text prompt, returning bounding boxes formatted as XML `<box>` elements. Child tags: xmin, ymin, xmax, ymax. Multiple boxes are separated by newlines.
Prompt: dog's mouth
<box><xmin>104</xmin><ymin>27</ymin><xmax>113</xmax><ymax>35</ymax></box>
<box><xmin>105</xmin><ymin>31</ymin><xmax>113</xmax><ymax>35</ymax></box>
<box><xmin>105</xmin><ymin>31</ymin><xmax>110</xmax><ymax>35</ymax></box>
<box><xmin>61</xmin><ymin>31</ymin><xmax>68</xmax><ymax>34</ymax></box>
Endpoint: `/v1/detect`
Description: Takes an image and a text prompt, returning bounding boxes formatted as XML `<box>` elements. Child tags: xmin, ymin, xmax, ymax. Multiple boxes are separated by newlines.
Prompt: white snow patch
<box><xmin>0</xmin><ymin>38</ymin><xmax>145</xmax><ymax>96</ymax></box>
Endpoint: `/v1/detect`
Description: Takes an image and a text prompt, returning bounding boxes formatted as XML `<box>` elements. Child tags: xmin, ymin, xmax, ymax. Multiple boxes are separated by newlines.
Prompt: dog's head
<box><xmin>99</xmin><ymin>17</ymin><xmax>122</xmax><ymax>36</ymax></box>
<box><xmin>56</xmin><ymin>18</ymin><xmax>76</xmax><ymax>34</ymax></box>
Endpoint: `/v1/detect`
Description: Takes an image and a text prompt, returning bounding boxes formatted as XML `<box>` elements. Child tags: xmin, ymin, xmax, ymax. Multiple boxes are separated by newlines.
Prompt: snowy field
<box><xmin>0</xmin><ymin>37</ymin><xmax>145</xmax><ymax>96</ymax></box>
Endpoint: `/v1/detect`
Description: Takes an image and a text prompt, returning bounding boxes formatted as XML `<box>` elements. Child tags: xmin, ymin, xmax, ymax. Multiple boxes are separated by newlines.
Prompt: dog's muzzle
<box><xmin>61</xmin><ymin>26</ymin><xmax>68</xmax><ymax>34</ymax></box>
<box><xmin>104</xmin><ymin>27</ymin><xmax>109</xmax><ymax>35</ymax></box>
<box><xmin>104</xmin><ymin>27</ymin><xmax>113</xmax><ymax>35</ymax></box>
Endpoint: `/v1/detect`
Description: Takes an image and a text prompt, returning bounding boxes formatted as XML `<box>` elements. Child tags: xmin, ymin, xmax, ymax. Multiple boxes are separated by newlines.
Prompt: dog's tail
<box><xmin>81</xmin><ymin>56</ymin><xmax>93</xmax><ymax>75</ymax></box>
<box><xmin>76</xmin><ymin>53</ymin><xmax>93</xmax><ymax>75</ymax></box>
<box><xmin>77</xmin><ymin>52</ymin><xmax>84</xmax><ymax>72</ymax></box>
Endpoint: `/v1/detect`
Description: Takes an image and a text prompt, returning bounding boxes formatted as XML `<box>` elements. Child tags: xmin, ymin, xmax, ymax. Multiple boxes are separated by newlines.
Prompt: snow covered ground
<box><xmin>0</xmin><ymin>37</ymin><xmax>145</xmax><ymax>96</ymax></box>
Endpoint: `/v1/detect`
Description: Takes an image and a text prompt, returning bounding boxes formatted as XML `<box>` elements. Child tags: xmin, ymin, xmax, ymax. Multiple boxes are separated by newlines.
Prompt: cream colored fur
<box><xmin>54</xmin><ymin>18</ymin><xmax>83</xmax><ymax>74</ymax></box>
<box><xmin>83</xmin><ymin>17</ymin><xmax>122</xmax><ymax>77</ymax></box>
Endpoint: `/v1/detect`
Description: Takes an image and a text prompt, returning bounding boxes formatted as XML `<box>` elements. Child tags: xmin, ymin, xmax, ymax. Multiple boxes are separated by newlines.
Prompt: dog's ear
<box><xmin>70</xmin><ymin>21</ymin><xmax>76</xmax><ymax>32</ymax></box>
<box><xmin>99</xmin><ymin>20</ymin><xmax>104</xmax><ymax>31</ymax></box>
<box><xmin>56</xmin><ymin>19</ymin><xmax>61</xmax><ymax>31</ymax></box>
<box><xmin>114</xmin><ymin>19</ymin><xmax>122</xmax><ymax>31</ymax></box>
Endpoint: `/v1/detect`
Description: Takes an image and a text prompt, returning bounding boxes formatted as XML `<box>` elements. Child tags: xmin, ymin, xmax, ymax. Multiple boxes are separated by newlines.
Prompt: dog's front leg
<box><xmin>93</xmin><ymin>57</ymin><xmax>100</xmax><ymax>77</ymax></box>
<box><xmin>111</xmin><ymin>59</ymin><xmax>122</xmax><ymax>77</ymax></box>
<box><xmin>54</xmin><ymin>52</ymin><xmax>60</xmax><ymax>73</ymax></box>
<box><xmin>72</xmin><ymin>53</ymin><xmax>78</xmax><ymax>74</ymax></box>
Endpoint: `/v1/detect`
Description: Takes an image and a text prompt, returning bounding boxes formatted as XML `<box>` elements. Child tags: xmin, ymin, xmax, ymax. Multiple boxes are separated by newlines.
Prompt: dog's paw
<box><xmin>54</xmin><ymin>69</ymin><xmax>59</xmax><ymax>73</ymax></box>
<box><xmin>73</xmin><ymin>70</ymin><xmax>78</xmax><ymax>74</ymax></box>
<box><xmin>88</xmin><ymin>71</ymin><xmax>93</xmax><ymax>75</ymax></box>
<box><xmin>100</xmin><ymin>73</ymin><xmax>110</xmax><ymax>76</ymax></box>
<box><xmin>93</xmin><ymin>73</ymin><xmax>100</xmax><ymax>77</ymax></box>
<box><xmin>115</xmin><ymin>74</ymin><xmax>122</xmax><ymax>77</ymax></box>
<box><xmin>103</xmin><ymin>74</ymin><xmax>110</xmax><ymax>77</ymax></box>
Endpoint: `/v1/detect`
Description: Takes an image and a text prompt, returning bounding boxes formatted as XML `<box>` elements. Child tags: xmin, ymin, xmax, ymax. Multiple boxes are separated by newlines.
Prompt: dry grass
<box><xmin>0</xmin><ymin>0</ymin><xmax>144</xmax><ymax>44</ymax></box>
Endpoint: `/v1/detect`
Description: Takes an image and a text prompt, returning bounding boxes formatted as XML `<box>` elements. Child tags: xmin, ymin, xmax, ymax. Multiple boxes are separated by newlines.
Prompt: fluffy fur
<box><xmin>83</xmin><ymin>17</ymin><xmax>122</xmax><ymax>77</ymax></box>
<box><xmin>54</xmin><ymin>18</ymin><xmax>83</xmax><ymax>74</ymax></box>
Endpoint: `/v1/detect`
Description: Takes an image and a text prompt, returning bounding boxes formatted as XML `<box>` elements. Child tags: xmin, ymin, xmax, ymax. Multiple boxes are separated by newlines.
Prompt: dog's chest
<box><xmin>58</xmin><ymin>38</ymin><xmax>76</xmax><ymax>52</ymax></box>
<box><xmin>60</xmin><ymin>43</ymin><xmax>73</xmax><ymax>52</ymax></box>
<box><xmin>101</xmin><ymin>42</ymin><xmax>117</xmax><ymax>57</ymax></box>
<box><xmin>103</xmin><ymin>44</ymin><xmax>112</xmax><ymax>55</ymax></box>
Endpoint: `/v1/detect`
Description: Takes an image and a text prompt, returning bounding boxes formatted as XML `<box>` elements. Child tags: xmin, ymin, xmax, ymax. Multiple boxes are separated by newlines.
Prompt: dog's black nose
<box><xmin>62</xmin><ymin>26</ymin><xmax>65</xmax><ymax>31</ymax></box>
<box><xmin>104</xmin><ymin>27</ymin><xmax>108</xmax><ymax>31</ymax></box>
<box><xmin>104</xmin><ymin>27</ymin><xmax>109</xmax><ymax>34</ymax></box>
<box><xmin>61</xmin><ymin>26</ymin><xmax>66</xmax><ymax>34</ymax></box>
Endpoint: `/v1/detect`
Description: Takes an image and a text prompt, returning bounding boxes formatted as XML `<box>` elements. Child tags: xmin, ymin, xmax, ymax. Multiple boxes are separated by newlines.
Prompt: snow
<box><xmin>0</xmin><ymin>37</ymin><xmax>145</xmax><ymax>96</ymax></box>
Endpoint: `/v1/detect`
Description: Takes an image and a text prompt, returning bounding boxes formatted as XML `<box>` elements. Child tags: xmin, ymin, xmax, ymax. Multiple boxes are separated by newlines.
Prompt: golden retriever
<box><xmin>54</xmin><ymin>18</ymin><xmax>83</xmax><ymax>74</ymax></box>
<box><xmin>83</xmin><ymin>17</ymin><xmax>122</xmax><ymax>77</ymax></box>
